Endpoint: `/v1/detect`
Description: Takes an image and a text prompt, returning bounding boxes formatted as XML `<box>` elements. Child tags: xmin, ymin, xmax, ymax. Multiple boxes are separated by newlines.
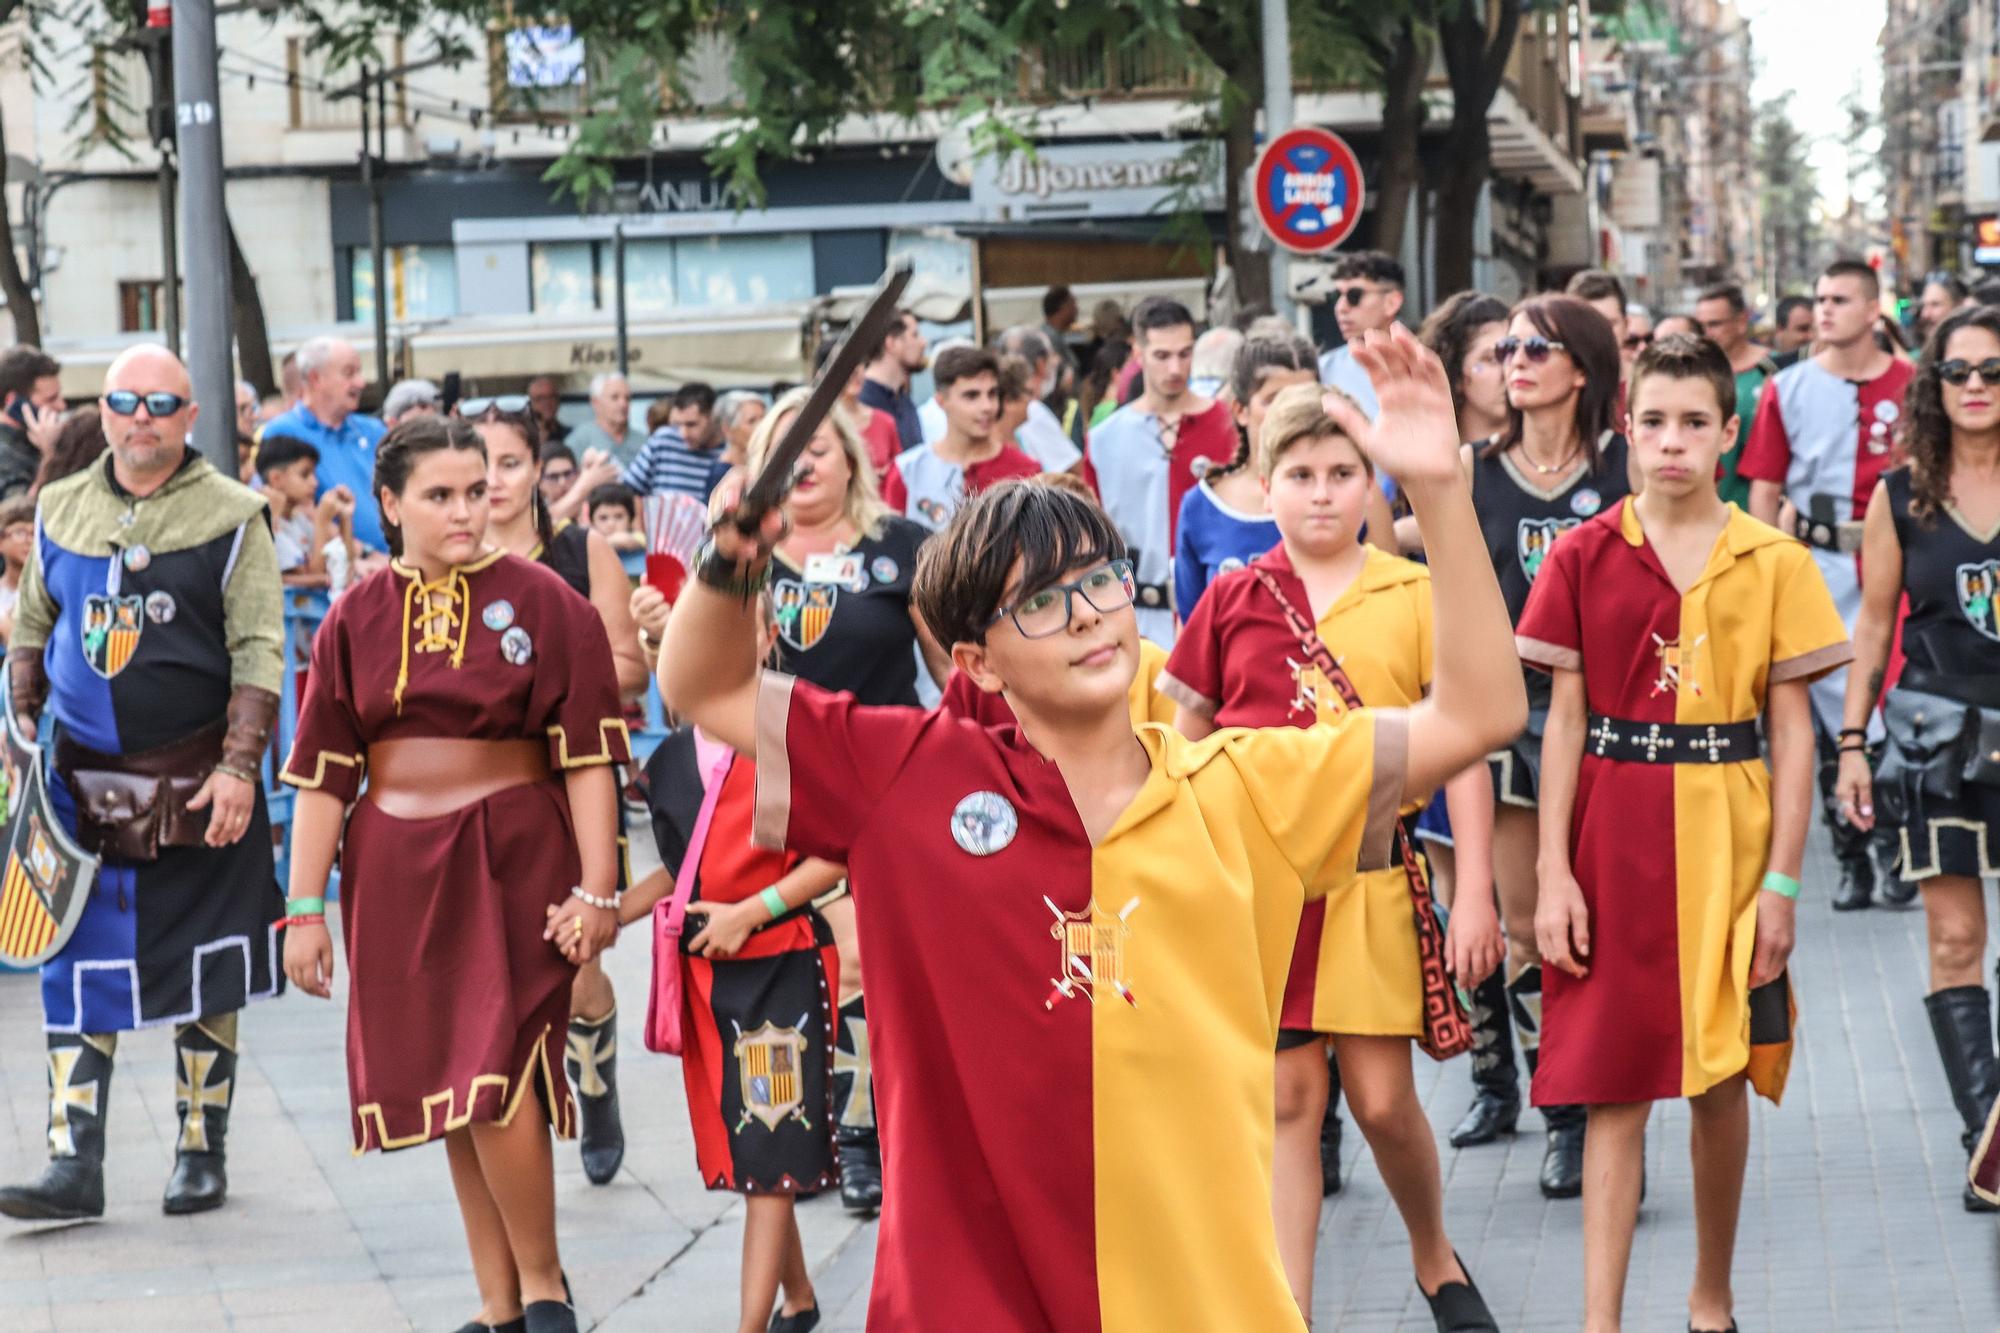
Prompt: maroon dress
<box><xmin>281</xmin><ymin>552</ymin><xmax>632</xmax><ymax>1152</ymax></box>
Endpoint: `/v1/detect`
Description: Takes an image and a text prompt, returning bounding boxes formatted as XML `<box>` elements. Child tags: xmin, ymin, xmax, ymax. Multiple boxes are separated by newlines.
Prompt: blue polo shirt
<box><xmin>264</xmin><ymin>404</ymin><xmax>388</xmax><ymax>552</ymax></box>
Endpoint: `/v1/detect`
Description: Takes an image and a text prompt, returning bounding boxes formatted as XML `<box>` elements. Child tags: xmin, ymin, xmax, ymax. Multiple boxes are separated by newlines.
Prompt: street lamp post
<box><xmin>171</xmin><ymin>0</ymin><xmax>235</xmax><ymax>475</ymax></box>
<box><xmin>1261</xmin><ymin>0</ymin><xmax>1295</xmax><ymax>320</ymax></box>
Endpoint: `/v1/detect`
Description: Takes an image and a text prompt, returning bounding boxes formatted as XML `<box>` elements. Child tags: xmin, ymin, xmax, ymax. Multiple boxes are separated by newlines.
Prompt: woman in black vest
<box><xmin>1838</xmin><ymin>305</ymin><xmax>2000</xmax><ymax>1212</ymax></box>
<box><xmin>1456</xmin><ymin>293</ymin><xmax>1633</xmax><ymax>1197</ymax></box>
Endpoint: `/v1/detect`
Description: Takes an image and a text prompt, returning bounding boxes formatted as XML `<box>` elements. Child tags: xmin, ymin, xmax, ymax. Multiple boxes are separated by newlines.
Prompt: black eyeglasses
<box><xmin>458</xmin><ymin>395</ymin><xmax>530</xmax><ymax>418</ymax></box>
<box><xmin>1338</xmin><ymin>286</ymin><xmax>1383</xmax><ymax>308</ymax></box>
<box><xmin>987</xmin><ymin>560</ymin><xmax>1135</xmax><ymax>639</ymax></box>
<box><xmin>1494</xmin><ymin>336</ymin><xmax>1566</xmax><ymax>365</ymax></box>
<box><xmin>1938</xmin><ymin>357</ymin><xmax>2000</xmax><ymax>386</ymax></box>
<box><xmin>1622</xmin><ymin>333</ymin><xmax>1654</xmax><ymax>350</ymax></box>
<box><xmin>102</xmin><ymin>390</ymin><xmax>189</xmax><ymax>418</ymax></box>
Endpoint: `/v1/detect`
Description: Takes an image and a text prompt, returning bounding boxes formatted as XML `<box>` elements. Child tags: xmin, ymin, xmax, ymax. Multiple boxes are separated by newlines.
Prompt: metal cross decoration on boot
<box><xmin>566</xmin><ymin>1008</ymin><xmax>625</xmax><ymax>1186</ymax></box>
<box><xmin>0</xmin><ymin>1031</ymin><xmax>114</xmax><ymax>1221</ymax></box>
<box><xmin>832</xmin><ymin>994</ymin><xmax>882</xmax><ymax>1214</ymax></box>
<box><xmin>165</xmin><ymin>1014</ymin><xmax>237</xmax><ymax>1215</ymax></box>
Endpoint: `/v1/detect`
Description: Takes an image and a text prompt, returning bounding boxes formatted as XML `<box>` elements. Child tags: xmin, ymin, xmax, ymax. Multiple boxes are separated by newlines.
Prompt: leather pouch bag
<box><xmin>1964</xmin><ymin>708</ymin><xmax>2000</xmax><ymax>789</ymax></box>
<box><xmin>65</xmin><ymin>770</ymin><xmax>211</xmax><ymax>862</ymax></box>
<box><xmin>1877</xmin><ymin>688</ymin><xmax>1975</xmax><ymax>817</ymax></box>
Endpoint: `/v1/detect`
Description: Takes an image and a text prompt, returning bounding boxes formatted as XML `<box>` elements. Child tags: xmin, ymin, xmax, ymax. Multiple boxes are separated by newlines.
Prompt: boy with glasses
<box><xmin>662</xmin><ymin>327</ymin><xmax>1528</xmax><ymax>1331</ymax></box>
<box><xmin>1318</xmin><ymin>251</ymin><xmax>1406</xmax><ymax>421</ymax></box>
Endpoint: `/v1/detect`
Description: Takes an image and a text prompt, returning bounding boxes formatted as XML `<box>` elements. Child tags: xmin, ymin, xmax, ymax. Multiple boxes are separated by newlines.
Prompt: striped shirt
<box><xmin>621</xmin><ymin>426</ymin><xmax>732</xmax><ymax>501</ymax></box>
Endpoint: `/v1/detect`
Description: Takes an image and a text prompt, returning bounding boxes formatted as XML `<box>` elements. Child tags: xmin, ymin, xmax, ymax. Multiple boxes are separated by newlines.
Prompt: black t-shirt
<box><xmin>771</xmin><ymin>516</ymin><xmax>928</xmax><ymax>705</ymax></box>
<box><xmin>535</xmin><ymin>520</ymin><xmax>593</xmax><ymax>599</ymax></box>
<box><xmin>1471</xmin><ymin>433</ymin><xmax>1631</xmax><ymax>706</ymax></box>
<box><xmin>1886</xmin><ymin>465</ymin><xmax>2000</xmax><ymax>676</ymax></box>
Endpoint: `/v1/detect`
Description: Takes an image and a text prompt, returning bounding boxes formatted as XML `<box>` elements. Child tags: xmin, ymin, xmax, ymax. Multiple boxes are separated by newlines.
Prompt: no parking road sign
<box><xmin>1253</xmin><ymin>127</ymin><xmax>1364</xmax><ymax>254</ymax></box>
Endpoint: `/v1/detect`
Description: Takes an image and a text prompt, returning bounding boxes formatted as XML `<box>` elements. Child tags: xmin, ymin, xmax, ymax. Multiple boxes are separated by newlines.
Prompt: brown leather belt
<box><xmin>364</xmin><ymin>738</ymin><xmax>551</xmax><ymax>820</ymax></box>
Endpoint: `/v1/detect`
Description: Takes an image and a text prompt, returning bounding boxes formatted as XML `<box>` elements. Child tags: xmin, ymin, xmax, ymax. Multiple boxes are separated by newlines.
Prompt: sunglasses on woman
<box><xmin>458</xmin><ymin>395</ymin><xmax>530</xmax><ymax>418</ymax></box>
<box><xmin>1937</xmin><ymin>357</ymin><xmax>2000</xmax><ymax>386</ymax></box>
<box><xmin>1622</xmin><ymin>333</ymin><xmax>1654</xmax><ymax>351</ymax></box>
<box><xmin>1492</xmin><ymin>336</ymin><xmax>1566</xmax><ymax>366</ymax></box>
<box><xmin>103</xmin><ymin>390</ymin><xmax>190</xmax><ymax>418</ymax></box>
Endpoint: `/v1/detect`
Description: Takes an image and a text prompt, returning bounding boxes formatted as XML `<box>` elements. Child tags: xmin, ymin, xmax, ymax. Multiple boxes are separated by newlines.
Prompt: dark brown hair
<box><xmin>1696</xmin><ymin>282</ymin><xmax>1747</xmax><ymax>315</ymax></box>
<box><xmin>1565</xmin><ymin>269</ymin><xmax>1627</xmax><ymax>309</ymax></box>
<box><xmin>0</xmin><ymin>346</ymin><xmax>60</xmax><ymax>402</ymax></box>
<box><xmin>1204</xmin><ymin>333</ymin><xmax>1318</xmax><ymax>483</ymax></box>
<box><xmin>1482</xmin><ymin>294</ymin><xmax>1622</xmax><ymax>466</ymax></box>
<box><xmin>1822</xmin><ymin>258</ymin><xmax>1881</xmax><ymax>302</ymax></box>
<box><xmin>913</xmin><ymin>479</ymin><xmax>1124</xmax><ymax>646</ymax></box>
<box><xmin>1418</xmin><ymin>291</ymin><xmax>1510</xmax><ymax>419</ymax></box>
<box><xmin>472</xmin><ymin>409</ymin><xmax>556</xmax><ymax>553</ymax></box>
<box><xmin>1331</xmin><ymin>251</ymin><xmax>1403</xmax><ymax>288</ymax></box>
<box><xmin>1629</xmin><ymin>333</ymin><xmax>1735</xmax><ymax>421</ymax></box>
<box><xmin>374</xmin><ymin>415</ymin><xmax>487</xmax><ymax>558</ymax></box>
<box><xmin>1902</xmin><ymin>305</ymin><xmax>2000</xmax><ymax>522</ymax></box>
<box><xmin>34</xmin><ymin>408</ymin><xmax>107</xmax><ymax>493</ymax></box>
<box><xmin>934</xmin><ymin>344</ymin><xmax>1001</xmax><ymax>393</ymax></box>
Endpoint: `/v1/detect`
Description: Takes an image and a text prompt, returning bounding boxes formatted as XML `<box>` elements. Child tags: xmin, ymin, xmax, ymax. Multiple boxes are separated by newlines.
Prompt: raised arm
<box><xmin>1324</xmin><ymin>328</ymin><xmax>1527</xmax><ymax>803</ymax></box>
<box><xmin>657</xmin><ymin>495</ymin><xmax>789</xmax><ymax>756</ymax></box>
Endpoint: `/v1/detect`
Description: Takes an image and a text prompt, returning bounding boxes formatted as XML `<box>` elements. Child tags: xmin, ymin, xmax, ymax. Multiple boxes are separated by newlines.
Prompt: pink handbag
<box><xmin>643</xmin><ymin>748</ymin><xmax>732</xmax><ymax>1056</ymax></box>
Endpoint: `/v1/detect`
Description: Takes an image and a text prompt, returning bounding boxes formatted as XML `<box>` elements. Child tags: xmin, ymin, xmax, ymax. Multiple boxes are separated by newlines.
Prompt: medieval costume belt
<box><xmin>1901</xmin><ymin>666</ymin><xmax>2000</xmax><ymax>712</ymax></box>
<box><xmin>1585</xmin><ymin>715</ymin><xmax>1761</xmax><ymax>765</ymax></box>
<box><xmin>54</xmin><ymin>720</ymin><xmax>225</xmax><ymax>862</ymax></box>
<box><xmin>1789</xmin><ymin>511</ymin><xmax>1864</xmax><ymax>554</ymax></box>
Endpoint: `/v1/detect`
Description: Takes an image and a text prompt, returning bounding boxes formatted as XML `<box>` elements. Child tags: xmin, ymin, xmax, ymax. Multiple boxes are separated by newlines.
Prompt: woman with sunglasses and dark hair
<box><xmin>1457</xmin><ymin>293</ymin><xmax>1633</xmax><ymax>1193</ymax></box>
<box><xmin>470</xmin><ymin>404</ymin><xmax>645</xmax><ymax>1190</ymax></box>
<box><xmin>1835</xmin><ymin>305</ymin><xmax>2000</xmax><ymax>1212</ymax></box>
<box><xmin>281</xmin><ymin>416</ymin><xmax>628</xmax><ymax>1333</ymax></box>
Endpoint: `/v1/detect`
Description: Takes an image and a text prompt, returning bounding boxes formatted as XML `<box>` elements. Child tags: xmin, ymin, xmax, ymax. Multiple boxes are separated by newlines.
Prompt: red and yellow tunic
<box><xmin>282</xmin><ymin>552</ymin><xmax>632</xmax><ymax>1151</ymax></box>
<box><xmin>1515</xmin><ymin>501</ymin><xmax>1849</xmax><ymax>1104</ymax></box>
<box><xmin>754</xmin><ymin>672</ymin><xmax>1405</xmax><ymax>1331</ymax></box>
<box><xmin>1161</xmin><ymin>544</ymin><xmax>1433</xmax><ymax>1037</ymax></box>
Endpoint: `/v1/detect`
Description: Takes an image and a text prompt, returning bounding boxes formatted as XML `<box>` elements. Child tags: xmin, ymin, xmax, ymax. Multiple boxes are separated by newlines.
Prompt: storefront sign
<box><xmin>1252</xmin><ymin>127</ymin><xmax>1364</xmax><ymax>254</ymax></box>
<box><xmin>969</xmin><ymin>142</ymin><xmax>1222</xmax><ymax>219</ymax></box>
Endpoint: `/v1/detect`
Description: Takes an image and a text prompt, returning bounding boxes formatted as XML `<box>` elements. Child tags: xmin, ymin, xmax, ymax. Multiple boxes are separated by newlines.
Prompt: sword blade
<box><xmin>734</xmin><ymin>261</ymin><xmax>915</xmax><ymax>532</ymax></box>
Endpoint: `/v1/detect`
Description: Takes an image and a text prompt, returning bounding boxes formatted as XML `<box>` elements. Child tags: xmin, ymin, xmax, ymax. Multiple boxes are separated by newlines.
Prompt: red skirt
<box><xmin>340</xmin><ymin>781</ymin><xmax>580</xmax><ymax>1153</ymax></box>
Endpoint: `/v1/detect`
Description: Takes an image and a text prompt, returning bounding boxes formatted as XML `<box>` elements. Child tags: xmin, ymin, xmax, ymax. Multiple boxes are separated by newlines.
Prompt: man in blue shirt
<box><xmin>859</xmin><ymin>309</ymin><xmax>928</xmax><ymax>450</ymax></box>
<box><xmin>262</xmin><ymin>337</ymin><xmax>388</xmax><ymax>554</ymax></box>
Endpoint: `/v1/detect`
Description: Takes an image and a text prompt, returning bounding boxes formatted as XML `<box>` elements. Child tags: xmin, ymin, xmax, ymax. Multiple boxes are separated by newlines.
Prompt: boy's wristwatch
<box><xmin>693</xmin><ymin>538</ymin><xmax>771</xmax><ymax>598</ymax></box>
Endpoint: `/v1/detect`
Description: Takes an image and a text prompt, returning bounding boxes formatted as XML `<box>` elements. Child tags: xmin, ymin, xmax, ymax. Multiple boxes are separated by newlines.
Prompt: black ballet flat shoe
<box><xmin>1421</xmin><ymin>1254</ymin><xmax>1498</xmax><ymax>1332</ymax></box>
<box><xmin>452</xmin><ymin>1320</ymin><xmax>525</xmax><ymax>1333</ymax></box>
<box><xmin>1688</xmin><ymin>1320</ymin><xmax>1737</xmax><ymax>1333</ymax></box>
<box><xmin>768</xmin><ymin>1301</ymin><xmax>821</xmax><ymax>1333</ymax></box>
<box><xmin>1448</xmin><ymin>1090</ymin><xmax>1520</xmax><ymax>1149</ymax></box>
<box><xmin>522</xmin><ymin>1300</ymin><xmax>577</xmax><ymax>1333</ymax></box>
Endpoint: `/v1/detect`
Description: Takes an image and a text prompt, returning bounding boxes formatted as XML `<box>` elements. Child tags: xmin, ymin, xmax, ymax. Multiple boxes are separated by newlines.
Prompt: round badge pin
<box><xmin>1874</xmin><ymin>400</ymin><xmax>1900</xmax><ymax>423</ymax></box>
<box><xmin>121</xmin><ymin>545</ymin><xmax>151</xmax><ymax>572</ymax></box>
<box><xmin>1571</xmin><ymin>487</ymin><xmax>1602</xmax><ymax>517</ymax></box>
<box><xmin>1217</xmin><ymin>557</ymin><xmax>1245</xmax><ymax>575</ymax></box>
<box><xmin>950</xmin><ymin>791</ymin><xmax>1018</xmax><ymax>857</ymax></box>
<box><xmin>144</xmin><ymin>591</ymin><xmax>176</xmax><ymax>625</ymax></box>
<box><xmin>482</xmin><ymin>599</ymin><xmax>515</xmax><ymax>632</ymax></box>
<box><xmin>870</xmin><ymin>555</ymin><xmax>899</xmax><ymax>586</ymax></box>
<box><xmin>500</xmin><ymin>626</ymin><xmax>534</xmax><ymax>666</ymax></box>
<box><xmin>1190</xmin><ymin>455</ymin><xmax>1214</xmax><ymax>480</ymax></box>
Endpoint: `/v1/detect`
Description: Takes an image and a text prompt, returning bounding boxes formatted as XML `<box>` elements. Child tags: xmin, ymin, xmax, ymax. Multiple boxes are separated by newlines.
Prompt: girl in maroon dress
<box><xmin>281</xmin><ymin>416</ymin><xmax>630</xmax><ymax>1333</ymax></box>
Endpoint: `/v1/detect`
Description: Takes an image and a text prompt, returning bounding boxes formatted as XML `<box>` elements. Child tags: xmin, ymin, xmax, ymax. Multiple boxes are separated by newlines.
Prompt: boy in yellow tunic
<box><xmin>1520</xmin><ymin>336</ymin><xmax>1850</xmax><ymax>1332</ymax></box>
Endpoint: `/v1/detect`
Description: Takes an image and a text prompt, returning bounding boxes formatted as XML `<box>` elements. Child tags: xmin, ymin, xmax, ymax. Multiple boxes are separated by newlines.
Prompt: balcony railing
<box><xmin>288</xmin><ymin>37</ymin><xmax>407</xmax><ymax>131</ymax></box>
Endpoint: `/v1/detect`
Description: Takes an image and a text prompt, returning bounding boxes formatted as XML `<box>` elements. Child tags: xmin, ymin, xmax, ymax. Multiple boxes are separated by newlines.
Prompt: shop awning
<box><xmin>403</xmin><ymin>308</ymin><xmax>807</xmax><ymax>391</ymax></box>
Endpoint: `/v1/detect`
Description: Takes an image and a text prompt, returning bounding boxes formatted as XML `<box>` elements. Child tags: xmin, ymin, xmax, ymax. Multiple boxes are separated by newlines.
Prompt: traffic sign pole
<box><xmin>1261</xmin><ymin>0</ymin><xmax>1294</xmax><ymax>320</ymax></box>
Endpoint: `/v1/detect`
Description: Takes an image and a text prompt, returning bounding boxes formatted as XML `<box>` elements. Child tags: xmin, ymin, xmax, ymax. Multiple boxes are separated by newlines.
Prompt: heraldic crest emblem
<box><xmin>1958</xmin><ymin>559</ymin><xmax>2000</xmax><ymax>642</ymax></box>
<box><xmin>81</xmin><ymin>593</ymin><xmax>145</xmax><ymax>679</ymax></box>
<box><xmin>1044</xmin><ymin>895</ymin><xmax>1140</xmax><ymax>1010</ymax></box>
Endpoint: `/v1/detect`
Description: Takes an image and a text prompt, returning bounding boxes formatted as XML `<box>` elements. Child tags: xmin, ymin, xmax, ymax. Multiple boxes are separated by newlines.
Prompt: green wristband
<box><xmin>287</xmin><ymin>896</ymin><xmax>327</xmax><ymax>918</ymax></box>
<box><xmin>758</xmin><ymin>886</ymin><xmax>788</xmax><ymax>920</ymax></box>
<box><xmin>1761</xmin><ymin>871</ymin><xmax>1801</xmax><ymax>901</ymax></box>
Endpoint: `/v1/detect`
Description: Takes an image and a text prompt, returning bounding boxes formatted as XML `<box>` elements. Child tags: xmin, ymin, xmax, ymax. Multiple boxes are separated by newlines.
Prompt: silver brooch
<box><xmin>500</xmin><ymin>626</ymin><xmax>533</xmax><ymax>665</ymax></box>
<box><xmin>950</xmin><ymin>791</ymin><xmax>1018</xmax><ymax>857</ymax></box>
<box><xmin>483</xmin><ymin>599</ymin><xmax>516</xmax><ymax>631</ymax></box>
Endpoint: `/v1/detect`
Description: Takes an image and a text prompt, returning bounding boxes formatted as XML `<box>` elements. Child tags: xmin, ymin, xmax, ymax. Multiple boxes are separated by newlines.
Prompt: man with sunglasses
<box><xmin>0</xmin><ymin>344</ymin><xmax>285</xmax><ymax>1223</ymax></box>
<box><xmin>1741</xmin><ymin>259</ymin><xmax>1913</xmax><ymax>911</ymax></box>
<box><xmin>260</xmin><ymin>336</ymin><xmax>387</xmax><ymax>557</ymax></box>
<box><xmin>1317</xmin><ymin>251</ymin><xmax>1406</xmax><ymax>422</ymax></box>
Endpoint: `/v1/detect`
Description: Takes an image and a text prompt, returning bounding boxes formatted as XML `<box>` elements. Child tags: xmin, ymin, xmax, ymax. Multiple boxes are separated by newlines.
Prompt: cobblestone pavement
<box><xmin>2</xmin><ymin>819</ymin><xmax>1996</xmax><ymax>1330</ymax></box>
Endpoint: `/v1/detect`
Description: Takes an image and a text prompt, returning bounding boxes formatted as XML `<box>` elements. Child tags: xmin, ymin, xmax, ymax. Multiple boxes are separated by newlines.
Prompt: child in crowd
<box><xmin>254</xmin><ymin>432</ymin><xmax>354</xmax><ymax>589</ymax></box>
<box><xmin>625</xmin><ymin>596</ymin><xmax>842</xmax><ymax>1333</ymax></box>
<box><xmin>1520</xmin><ymin>335</ymin><xmax>1848</xmax><ymax>1332</ymax></box>
<box><xmin>0</xmin><ymin>496</ymin><xmax>32</xmax><ymax>644</ymax></box>
<box><xmin>586</xmin><ymin>482</ymin><xmax>646</xmax><ymax>552</ymax></box>
<box><xmin>660</xmin><ymin>327</ymin><xmax>1527</xmax><ymax>1330</ymax></box>
<box><xmin>1163</xmin><ymin>382</ymin><xmax>1501</xmax><ymax>1328</ymax></box>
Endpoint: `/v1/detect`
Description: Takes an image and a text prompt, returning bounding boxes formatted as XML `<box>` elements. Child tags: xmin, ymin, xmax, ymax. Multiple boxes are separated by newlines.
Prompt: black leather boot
<box><xmin>833</xmin><ymin>993</ymin><xmax>882</xmax><ymax>1213</ymax></box>
<box><xmin>1320</xmin><ymin>1048</ymin><xmax>1344</xmax><ymax>1196</ymax></box>
<box><xmin>1508</xmin><ymin>966</ymin><xmax>1583</xmax><ymax>1198</ymax></box>
<box><xmin>1450</xmin><ymin>968</ymin><xmax>1521</xmax><ymax>1149</ymax></box>
<box><xmin>0</xmin><ymin>1032</ymin><xmax>114</xmax><ymax>1221</ymax></box>
<box><xmin>1831</xmin><ymin>853</ymin><xmax>1875</xmax><ymax>911</ymax></box>
<box><xmin>566</xmin><ymin>1007</ymin><xmax>625</xmax><ymax>1186</ymax></box>
<box><xmin>164</xmin><ymin>1014</ymin><xmax>237</xmax><ymax>1215</ymax></box>
<box><xmin>1924</xmin><ymin>985</ymin><xmax>2000</xmax><ymax>1213</ymax></box>
<box><xmin>1876</xmin><ymin>833</ymin><xmax>1917</xmax><ymax>906</ymax></box>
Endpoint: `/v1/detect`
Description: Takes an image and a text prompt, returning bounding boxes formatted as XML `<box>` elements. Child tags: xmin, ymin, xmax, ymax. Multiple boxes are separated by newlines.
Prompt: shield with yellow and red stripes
<box><xmin>0</xmin><ymin>770</ymin><xmax>96</xmax><ymax>969</ymax></box>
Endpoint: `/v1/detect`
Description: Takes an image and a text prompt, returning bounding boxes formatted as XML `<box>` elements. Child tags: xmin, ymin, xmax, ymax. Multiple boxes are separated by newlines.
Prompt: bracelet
<box><xmin>759</xmin><ymin>886</ymin><xmax>788</xmax><ymax>920</ymax></box>
<box><xmin>286</xmin><ymin>896</ymin><xmax>326</xmax><ymax>918</ymax></box>
<box><xmin>1837</xmin><ymin>726</ymin><xmax>1868</xmax><ymax>739</ymax></box>
<box><xmin>693</xmin><ymin>538</ymin><xmax>771</xmax><ymax>599</ymax></box>
<box><xmin>278</xmin><ymin>912</ymin><xmax>325</xmax><ymax>929</ymax></box>
<box><xmin>1838</xmin><ymin>741</ymin><xmax>1868</xmax><ymax>754</ymax></box>
<box><xmin>1761</xmin><ymin>871</ymin><xmax>1802</xmax><ymax>901</ymax></box>
<box><xmin>571</xmin><ymin>886</ymin><xmax>617</xmax><ymax>911</ymax></box>
<box><xmin>213</xmin><ymin>763</ymin><xmax>257</xmax><ymax>783</ymax></box>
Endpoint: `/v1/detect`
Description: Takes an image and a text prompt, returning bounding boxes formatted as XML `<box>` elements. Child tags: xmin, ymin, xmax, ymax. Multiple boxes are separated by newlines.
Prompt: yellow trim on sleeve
<box><xmin>547</xmin><ymin>717</ymin><xmax>633</xmax><ymax>768</ymax></box>
<box><xmin>279</xmin><ymin>750</ymin><xmax>364</xmax><ymax>791</ymax></box>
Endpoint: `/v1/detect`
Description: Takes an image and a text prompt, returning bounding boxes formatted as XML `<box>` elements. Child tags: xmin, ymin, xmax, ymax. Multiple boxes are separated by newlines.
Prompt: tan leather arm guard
<box><xmin>7</xmin><ymin>648</ymin><xmax>47</xmax><ymax>735</ymax></box>
<box><xmin>217</xmin><ymin>685</ymin><xmax>280</xmax><ymax>782</ymax></box>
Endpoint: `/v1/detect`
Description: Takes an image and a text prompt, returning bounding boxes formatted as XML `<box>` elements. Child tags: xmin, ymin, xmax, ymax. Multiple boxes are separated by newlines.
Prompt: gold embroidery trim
<box><xmin>280</xmin><ymin>750</ymin><xmax>365</xmax><ymax>791</ymax></box>
<box><xmin>547</xmin><ymin>718</ymin><xmax>633</xmax><ymax>769</ymax></box>
<box><xmin>350</xmin><ymin>1022</ymin><xmax>573</xmax><ymax>1154</ymax></box>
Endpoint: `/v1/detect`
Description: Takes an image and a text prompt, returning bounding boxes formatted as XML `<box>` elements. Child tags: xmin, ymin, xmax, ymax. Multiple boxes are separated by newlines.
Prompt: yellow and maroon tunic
<box><xmin>1516</xmin><ymin>501</ymin><xmax>1849</xmax><ymax>1104</ymax></box>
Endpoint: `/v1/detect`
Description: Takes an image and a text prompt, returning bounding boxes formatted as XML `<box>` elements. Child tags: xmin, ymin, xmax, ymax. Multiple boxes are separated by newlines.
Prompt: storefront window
<box><xmin>530</xmin><ymin>241</ymin><xmax>601</xmax><ymax>315</ymax></box>
<box><xmin>350</xmin><ymin>245</ymin><xmax>460</xmax><ymax>323</ymax></box>
<box><xmin>622</xmin><ymin>238</ymin><xmax>677</xmax><ymax>316</ymax></box>
<box><xmin>675</xmin><ymin>233</ymin><xmax>813</xmax><ymax>307</ymax></box>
